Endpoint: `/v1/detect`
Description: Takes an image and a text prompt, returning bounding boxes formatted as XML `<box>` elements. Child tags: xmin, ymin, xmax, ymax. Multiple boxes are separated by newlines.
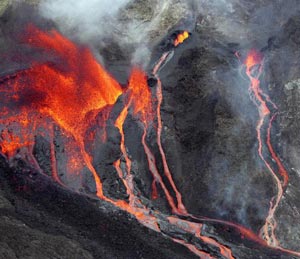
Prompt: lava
<box><xmin>0</xmin><ymin>25</ymin><xmax>124</xmax><ymax>199</ymax></box>
<box><xmin>242</xmin><ymin>50</ymin><xmax>299</xmax><ymax>256</ymax></box>
<box><xmin>113</xmin><ymin>67</ymin><xmax>153</xmax><ymax>207</ymax></box>
<box><xmin>168</xmin><ymin>216</ymin><xmax>235</xmax><ymax>259</ymax></box>
<box><xmin>152</xmin><ymin>51</ymin><xmax>188</xmax><ymax>215</ymax></box>
<box><xmin>127</xmin><ymin>67</ymin><xmax>153</xmax><ymax>124</ymax></box>
<box><xmin>0</xmin><ymin>128</ymin><xmax>33</xmax><ymax>156</ymax></box>
<box><xmin>23</xmin><ymin>25</ymin><xmax>123</xmax><ymax>138</ymax></box>
<box><xmin>244</xmin><ymin>50</ymin><xmax>282</xmax><ymax>246</ymax></box>
<box><xmin>174</xmin><ymin>31</ymin><xmax>189</xmax><ymax>47</ymax></box>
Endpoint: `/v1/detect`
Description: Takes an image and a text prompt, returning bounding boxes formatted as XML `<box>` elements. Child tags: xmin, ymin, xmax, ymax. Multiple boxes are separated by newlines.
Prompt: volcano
<box><xmin>1</xmin><ymin>1</ymin><xmax>300</xmax><ymax>259</ymax></box>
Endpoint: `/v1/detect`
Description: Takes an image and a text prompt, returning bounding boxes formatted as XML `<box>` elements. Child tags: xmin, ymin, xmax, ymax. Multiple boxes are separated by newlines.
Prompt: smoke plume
<box><xmin>38</xmin><ymin>0</ymin><xmax>195</xmax><ymax>66</ymax></box>
<box><xmin>39</xmin><ymin>0</ymin><xmax>130</xmax><ymax>41</ymax></box>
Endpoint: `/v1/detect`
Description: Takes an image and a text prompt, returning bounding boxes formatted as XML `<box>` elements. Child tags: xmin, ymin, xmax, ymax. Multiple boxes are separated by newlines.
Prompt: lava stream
<box><xmin>172</xmin><ymin>238</ymin><xmax>215</xmax><ymax>259</ymax></box>
<box><xmin>168</xmin><ymin>216</ymin><xmax>235</xmax><ymax>259</ymax></box>
<box><xmin>242</xmin><ymin>50</ymin><xmax>296</xmax><ymax>252</ymax></box>
<box><xmin>141</xmin><ymin>125</ymin><xmax>180</xmax><ymax>213</ymax></box>
<box><xmin>49</xmin><ymin>124</ymin><xmax>66</xmax><ymax>187</ymax></box>
<box><xmin>152</xmin><ymin>51</ymin><xmax>188</xmax><ymax>215</ymax></box>
<box><xmin>114</xmin><ymin>104</ymin><xmax>137</xmax><ymax>205</ymax></box>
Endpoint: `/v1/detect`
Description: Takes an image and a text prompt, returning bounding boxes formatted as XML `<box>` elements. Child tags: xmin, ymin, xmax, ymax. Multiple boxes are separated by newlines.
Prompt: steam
<box><xmin>38</xmin><ymin>0</ymin><xmax>300</xmax><ymax>65</ymax></box>
<box><xmin>196</xmin><ymin>0</ymin><xmax>300</xmax><ymax>46</ymax></box>
<box><xmin>38</xmin><ymin>0</ymin><xmax>195</xmax><ymax>66</ymax></box>
<box><xmin>39</xmin><ymin>0</ymin><xmax>130</xmax><ymax>42</ymax></box>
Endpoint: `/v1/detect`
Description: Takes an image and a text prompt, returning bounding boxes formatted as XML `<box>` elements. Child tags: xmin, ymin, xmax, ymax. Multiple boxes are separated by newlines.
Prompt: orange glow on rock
<box><xmin>0</xmin><ymin>128</ymin><xmax>34</xmax><ymax>156</ymax></box>
<box><xmin>244</xmin><ymin>49</ymin><xmax>263</xmax><ymax>68</ymax></box>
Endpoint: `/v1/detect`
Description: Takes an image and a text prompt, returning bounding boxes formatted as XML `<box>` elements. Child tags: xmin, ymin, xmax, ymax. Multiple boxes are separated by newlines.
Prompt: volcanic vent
<box><xmin>1</xmin><ymin>1</ymin><xmax>300</xmax><ymax>258</ymax></box>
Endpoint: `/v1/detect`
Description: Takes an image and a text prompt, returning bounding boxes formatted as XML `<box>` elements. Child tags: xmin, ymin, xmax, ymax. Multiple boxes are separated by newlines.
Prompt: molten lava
<box><xmin>174</xmin><ymin>31</ymin><xmax>189</xmax><ymax>47</ymax></box>
<box><xmin>241</xmin><ymin>50</ymin><xmax>300</xmax><ymax>256</ymax></box>
<box><xmin>0</xmin><ymin>25</ymin><xmax>125</xmax><ymax>199</ymax></box>
<box><xmin>113</xmin><ymin>68</ymin><xmax>153</xmax><ymax>207</ymax></box>
<box><xmin>127</xmin><ymin>68</ymin><xmax>154</xmax><ymax>124</ymax></box>
<box><xmin>244</xmin><ymin>50</ymin><xmax>284</xmax><ymax>247</ymax></box>
<box><xmin>0</xmin><ymin>25</ymin><xmax>237</xmax><ymax>258</ymax></box>
<box><xmin>25</xmin><ymin>25</ymin><xmax>123</xmax><ymax>137</ymax></box>
<box><xmin>152</xmin><ymin>52</ymin><xmax>188</xmax><ymax>215</ymax></box>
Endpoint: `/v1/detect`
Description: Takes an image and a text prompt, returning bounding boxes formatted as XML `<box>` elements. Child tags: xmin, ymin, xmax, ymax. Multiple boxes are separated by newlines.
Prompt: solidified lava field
<box><xmin>1</xmin><ymin>1</ymin><xmax>300</xmax><ymax>258</ymax></box>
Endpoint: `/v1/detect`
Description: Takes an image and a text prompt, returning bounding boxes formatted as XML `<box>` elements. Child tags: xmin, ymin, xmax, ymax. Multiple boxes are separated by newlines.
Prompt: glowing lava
<box><xmin>168</xmin><ymin>216</ymin><xmax>235</xmax><ymax>259</ymax></box>
<box><xmin>113</xmin><ymin>67</ymin><xmax>153</xmax><ymax>207</ymax></box>
<box><xmin>1</xmin><ymin>25</ymin><xmax>123</xmax><ymax>199</ymax></box>
<box><xmin>242</xmin><ymin>50</ymin><xmax>298</xmax><ymax>254</ymax></box>
<box><xmin>174</xmin><ymin>31</ymin><xmax>189</xmax><ymax>47</ymax></box>
<box><xmin>152</xmin><ymin>52</ymin><xmax>188</xmax><ymax>215</ymax></box>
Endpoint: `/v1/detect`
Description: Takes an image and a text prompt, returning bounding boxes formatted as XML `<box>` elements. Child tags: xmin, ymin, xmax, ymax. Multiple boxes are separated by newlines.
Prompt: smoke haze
<box><xmin>38</xmin><ymin>0</ymin><xmax>194</xmax><ymax>65</ymax></box>
<box><xmin>39</xmin><ymin>0</ymin><xmax>130</xmax><ymax>41</ymax></box>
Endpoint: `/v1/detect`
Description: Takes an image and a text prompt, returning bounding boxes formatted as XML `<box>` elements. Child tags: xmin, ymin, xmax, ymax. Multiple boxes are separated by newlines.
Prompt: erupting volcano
<box><xmin>1</xmin><ymin>6</ymin><xmax>300</xmax><ymax>257</ymax></box>
<box><xmin>0</xmin><ymin>25</ymin><xmax>236</xmax><ymax>257</ymax></box>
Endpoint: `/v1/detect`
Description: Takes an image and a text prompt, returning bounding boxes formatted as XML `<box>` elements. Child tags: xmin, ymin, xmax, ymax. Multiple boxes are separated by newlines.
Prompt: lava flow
<box><xmin>113</xmin><ymin>67</ymin><xmax>153</xmax><ymax>207</ymax></box>
<box><xmin>242</xmin><ymin>50</ymin><xmax>300</xmax><ymax>256</ymax></box>
<box><xmin>0</xmin><ymin>25</ymin><xmax>124</xmax><ymax>199</ymax></box>
<box><xmin>174</xmin><ymin>30</ymin><xmax>189</xmax><ymax>47</ymax></box>
<box><xmin>152</xmin><ymin>51</ymin><xmax>187</xmax><ymax>215</ymax></box>
<box><xmin>243</xmin><ymin>50</ymin><xmax>284</xmax><ymax>246</ymax></box>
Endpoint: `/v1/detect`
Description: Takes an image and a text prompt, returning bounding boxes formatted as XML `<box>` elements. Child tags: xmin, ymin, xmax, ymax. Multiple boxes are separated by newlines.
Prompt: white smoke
<box><xmin>39</xmin><ymin>0</ymin><xmax>130</xmax><ymax>42</ymax></box>
<box><xmin>38</xmin><ymin>0</ymin><xmax>194</xmax><ymax>66</ymax></box>
<box><xmin>196</xmin><ymin>0</ymin><xmax>300</xmax><ymax>45</ymax></box>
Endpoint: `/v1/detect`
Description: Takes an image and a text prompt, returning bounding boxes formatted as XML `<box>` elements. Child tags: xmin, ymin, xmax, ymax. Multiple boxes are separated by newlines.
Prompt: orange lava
<box><xmin>174</xmin><ymin>31</ymin><xmax>189</xmax><ymax>47</ymax></box>
<box><xmin>127</xmin><ymin>67</ymin><xmax>154</xmax><ymax>124</ymax></box>
<box><xmin>126</xmin><ymin>67</ymin><xmax>186</xmax><ymax>213</ymax></box>
<box><xmin>153</xmin><ymin>52</ymin><xmax>188</xmax><ymax>215</ymax></box>
<box><xmin>267</xmin><ymin>114</ymin><xmax>289</xmax><ymax>186</ymax></box>
<box><xmin>0</xmin><ymin>25</ymin><xmax>123</xmax><ymax>199</ymax></box>
<box><xmin>24</xmin><ymin>25</ymin><xmax>123</xmax><ymax>137</ymax></box>
<box><xmin>114</xmin><ymin>68</ymin><xmax>154</xmax><ymax>205</ymax></box>
<box><xmin>244</xmin><ymin>49</ymin><xmax>263</xmax><ymax>68</ymax></box>
<box><xmin>168</xmin><ymin>216</ymin><xmax>235</xmax><ymax>259</ymax></box>
<box><xmin>114</xmin><ymin>104</ymin><xmax>136</xmax><ymax>204</ymax></box>
<box><xmin>0</xmin><ymin>128</ymin><xmax>34</xmax><ymax>156</ymax></box>
<box><xmin>243</xmin><ymin>50</ymin><xmax>291</xmax><ymax>250</ymax></box>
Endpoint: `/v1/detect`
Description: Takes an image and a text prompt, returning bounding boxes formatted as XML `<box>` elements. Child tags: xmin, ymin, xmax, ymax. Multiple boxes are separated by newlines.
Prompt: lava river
<box><xmin>240</xmin><ymin>50</ymin><xmax>300</xmax><ymax>256</ymax></box>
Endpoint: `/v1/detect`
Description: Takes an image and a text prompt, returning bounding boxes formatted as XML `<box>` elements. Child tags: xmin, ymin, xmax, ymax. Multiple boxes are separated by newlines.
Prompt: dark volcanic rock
<box><xmin>159</xmin><ymin>33</ymin><xmax>272</xmax><ymax>231</ymax></box>
<box><xmin>156</xmin><ymin>3</ymin><xmax>300</xmax><ymax>255</ymax></box>
<box><xmin>262</xmin><ymin>14</ymin><xmax>300</xmax><ymax>251</ymax></box>
<box><xmin>0</xmin><ymin>156</ymin><xmax>198</xmax><ymax>259</ymax></box>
